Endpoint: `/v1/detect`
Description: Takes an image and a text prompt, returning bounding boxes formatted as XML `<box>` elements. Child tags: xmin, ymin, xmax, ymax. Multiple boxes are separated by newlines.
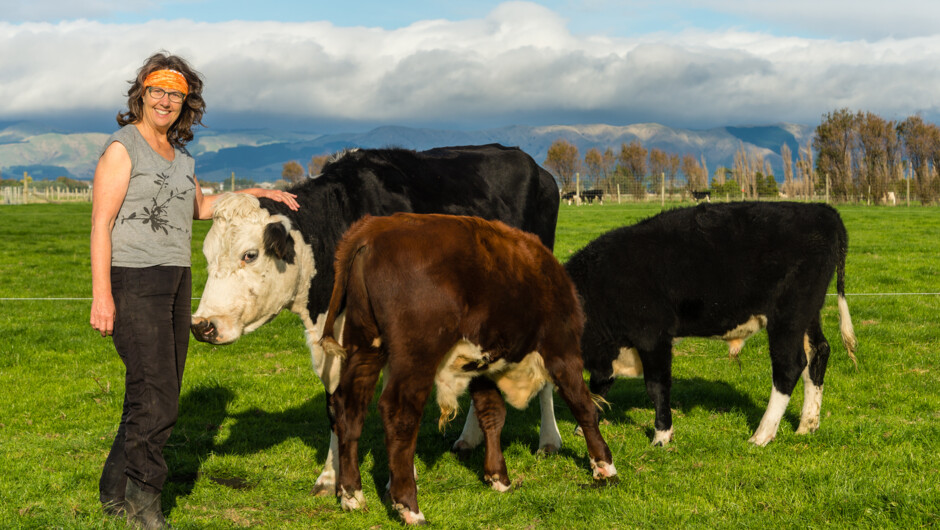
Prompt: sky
<box><xmin>2</xmin><ymin>0</ymin><xmax>940</xmax><ymax>133</ymax></box>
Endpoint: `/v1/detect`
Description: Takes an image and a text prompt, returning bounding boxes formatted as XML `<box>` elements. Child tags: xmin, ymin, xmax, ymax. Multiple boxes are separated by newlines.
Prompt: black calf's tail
<box><xmin>836</xmin><ymin>224</ymin><xmax>859</xmax><ymax>369</ymax></box>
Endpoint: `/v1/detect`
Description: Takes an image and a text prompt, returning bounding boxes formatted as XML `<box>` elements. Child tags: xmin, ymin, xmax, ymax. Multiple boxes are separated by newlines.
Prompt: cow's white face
<box><xmin>192</xmin><ymin>193</ymin><xmax>315</xmax><ymax>344</ymax></box>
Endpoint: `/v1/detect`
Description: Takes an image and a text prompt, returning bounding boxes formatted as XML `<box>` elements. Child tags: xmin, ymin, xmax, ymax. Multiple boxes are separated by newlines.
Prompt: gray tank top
<box><xmin>103</xmin><ymin>125</ymin><xmax>196</xmax><ymax>267</ymax></box>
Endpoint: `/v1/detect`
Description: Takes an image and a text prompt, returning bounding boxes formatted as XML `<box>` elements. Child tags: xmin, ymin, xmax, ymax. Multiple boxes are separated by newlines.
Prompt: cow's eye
<box><xmin>242</xmin><ymin>250</ymin><xmax>259</xmax><ymax>263</ymax></box>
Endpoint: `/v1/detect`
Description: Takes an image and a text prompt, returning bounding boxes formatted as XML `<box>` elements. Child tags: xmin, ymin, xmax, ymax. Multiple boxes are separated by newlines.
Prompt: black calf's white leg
<box><xmin>639</xmin><ymin>341</ymin><xmax>674</xmax><ymax>446</ymax></box>
<box><xmin>749</xmin><ymin>325</ymin><xmax>807</xmax><ymax>446</ymax></box>
<box><xmin>797</xmin><ymin>320</ymin><xmax>831</xmax><ymax>434</ymax></box>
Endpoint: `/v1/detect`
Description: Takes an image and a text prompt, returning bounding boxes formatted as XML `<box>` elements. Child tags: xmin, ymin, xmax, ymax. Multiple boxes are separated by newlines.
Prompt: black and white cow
<box><xmin>456</xmin><ymin>201</ymin><xmax>859</xmax><ymax>451</ymax></box>
<box><xmin>190</xmin><ymin>144</ymin><xmax>561</xmax><ymax>494</ymax></box>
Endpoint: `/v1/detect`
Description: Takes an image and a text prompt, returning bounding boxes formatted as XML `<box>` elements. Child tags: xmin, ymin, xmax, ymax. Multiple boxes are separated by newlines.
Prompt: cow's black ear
<box><xmin>263</xmin><ymin>221</ymin><xmax>296</xmax><ymax>264</ymax></box>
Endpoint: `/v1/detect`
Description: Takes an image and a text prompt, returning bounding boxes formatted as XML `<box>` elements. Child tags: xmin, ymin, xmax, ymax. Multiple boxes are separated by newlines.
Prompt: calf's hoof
<box><xmin>795</xmin><ymin>418</ymin><xmax>820</xmax><ymax>435</ymax></box>
<box><xmin>651</xmin><ymin>428</ymin><xmax>673</xmax><ymax>447</ymax></box>
<box><xmin>484</xmin><ymin>473</ymin><xmax>512</xmax><ymax>492</ymax></box>
<box><xmin>339</xmin><ymin>488</ymin><xmax>366</xmax><ymax>511</ymax></box>
<box><xmin>535</xmin><ymin>443</ymin><xmax>558</xmax><ymax>456</ymax></box>
<box><xmin>581</xmin><ymin>475</ymin><xmax>621</xmax><ymax>489</ymax></box>
<box><xmin>748</xmin><ymin>432</ymin><xmax>775</xmax><ymax>446</ymax></box>
<box><xmin>393</xmin><ymin>503</ymin><xmax>428</xmax><ymax>526</ymax></box>
<box><xmin>590</xmin><ymin>459</ymin><xmax>619</xmax><ymax>481</ymax></box>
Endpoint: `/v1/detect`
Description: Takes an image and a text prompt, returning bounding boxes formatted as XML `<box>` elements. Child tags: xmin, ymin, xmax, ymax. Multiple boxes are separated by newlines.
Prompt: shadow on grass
<box><xmin>161</xmin><ymin>382</ymin><xmax>527</xmax><ymax>516</ymax></box>
<box><xmin>159</xmin><ymin>374</ymin><xmax>784</xmax><ymax>513</ymax></box>
<box><xmin>161</xmin><ymin>384</ymin><xmax>237</xmax><ymax>510</ymax></box>
<box><xmin>564</xmin><ymin>376</ymin><xmax>777</xmax><ymax>442</ymax></box>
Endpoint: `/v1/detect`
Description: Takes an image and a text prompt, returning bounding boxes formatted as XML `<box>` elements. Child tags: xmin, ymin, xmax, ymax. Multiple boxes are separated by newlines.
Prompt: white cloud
<box><xmin>1</xmin><ymin>1</ymin><xmax>939</xmax><ymax>131</ymax></box>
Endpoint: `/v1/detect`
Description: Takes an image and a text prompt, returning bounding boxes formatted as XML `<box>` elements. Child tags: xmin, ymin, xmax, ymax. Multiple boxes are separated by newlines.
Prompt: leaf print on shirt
<box><xmin>120</xmin><ymin>172</ymin><xmax>194</xmax><ymax>235</ymax></box>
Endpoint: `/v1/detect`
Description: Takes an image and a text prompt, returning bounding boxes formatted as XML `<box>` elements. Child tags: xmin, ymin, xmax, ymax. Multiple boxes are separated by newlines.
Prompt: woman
<box><xmin>89</xmin><ymin>52</ymin><xmax>298</xmax><ymax>528</ymax></box>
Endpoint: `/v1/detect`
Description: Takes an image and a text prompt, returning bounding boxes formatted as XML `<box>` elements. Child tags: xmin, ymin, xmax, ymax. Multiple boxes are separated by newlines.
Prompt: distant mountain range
<box><xmin>0</xmin><ymin>121</ymin><xmax>815</xmax><ymax>183</ymax></box>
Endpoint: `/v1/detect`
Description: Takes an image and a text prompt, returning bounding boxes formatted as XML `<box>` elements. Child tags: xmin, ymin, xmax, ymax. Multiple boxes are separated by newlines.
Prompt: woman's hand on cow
<box><xmin>90</xmin><ymin>294</ymin><xmax>116</xmax><ymax>337</ymax></box>
<box><xmin>259</xmin><ymin>189</ymin><xmax>300</xmax><ymax>211</ymax></box>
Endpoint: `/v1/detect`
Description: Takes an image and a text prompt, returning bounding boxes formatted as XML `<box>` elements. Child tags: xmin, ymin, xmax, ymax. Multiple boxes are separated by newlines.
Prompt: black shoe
<box><xmin>124</xmin><ymin>480</ymin><xmax>171</xmax><ymax>529</ymax></box>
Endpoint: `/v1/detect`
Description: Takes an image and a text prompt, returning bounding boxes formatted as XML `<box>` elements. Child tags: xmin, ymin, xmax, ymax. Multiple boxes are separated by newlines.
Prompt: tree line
<box><xmin>544</xmin><ymin>137</ymin><xmax>781</xmax><ymax>201</ymax></box>
<box><xmin>275</xmin><ymin>109</ymin><xmax>940</xmax><ymax>204</ymax></box>
<box><xmin>543</xmin><ymin>109</ymin><xmax>940</xmax><ymax>204</ymax></box>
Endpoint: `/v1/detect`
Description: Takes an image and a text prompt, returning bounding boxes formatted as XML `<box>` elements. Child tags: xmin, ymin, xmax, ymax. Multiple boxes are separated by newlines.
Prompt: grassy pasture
<box><xmin>0</xmin><ymin>201</ymin><xmax>937</xmax><ymax>529</ymax></box>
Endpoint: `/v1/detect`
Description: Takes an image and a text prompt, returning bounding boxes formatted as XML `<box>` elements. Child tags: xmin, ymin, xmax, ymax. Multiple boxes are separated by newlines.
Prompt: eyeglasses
<box><xmin>146</xmin><ymin>86</ymin><xmax>186</xmax><ymax>104</ymax></box>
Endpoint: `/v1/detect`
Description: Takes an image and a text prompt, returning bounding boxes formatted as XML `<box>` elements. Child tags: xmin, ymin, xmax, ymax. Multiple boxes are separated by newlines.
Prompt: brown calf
<box><xmin>318</xmin><ymin>213</ymin><xmax>617</xmax><ymax>525</ymax></box>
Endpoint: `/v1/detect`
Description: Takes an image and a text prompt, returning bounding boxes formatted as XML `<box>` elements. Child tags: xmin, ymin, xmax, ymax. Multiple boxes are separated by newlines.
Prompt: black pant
<box><xmin>100</xmin><ymin>266</ymin><xmax>191</xmax><ymax>498</ymax></box>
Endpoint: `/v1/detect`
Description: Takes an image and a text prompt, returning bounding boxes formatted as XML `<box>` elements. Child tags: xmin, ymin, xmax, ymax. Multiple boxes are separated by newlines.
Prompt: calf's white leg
<box><xmin>749</xmin><ymin>386</ymin><xmax>792</xmax><ymax>446</ymax></box>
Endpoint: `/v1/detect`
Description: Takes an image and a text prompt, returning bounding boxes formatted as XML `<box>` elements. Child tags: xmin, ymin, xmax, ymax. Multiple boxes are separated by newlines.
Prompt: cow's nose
<box><xmin>191</xmin><ymin>319</ymin><xmax>218</xmax><ymax>343</ymax></box>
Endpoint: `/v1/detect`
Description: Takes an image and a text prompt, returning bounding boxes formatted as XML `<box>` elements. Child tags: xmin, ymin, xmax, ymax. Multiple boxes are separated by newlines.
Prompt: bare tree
<box><xmin>584</xmin><ymin>147</ymin><xmax>616</xmax><ymax>193</ymax></box>
<box><xmin>666</xmin><ymin>153</ymin><xmax>680</xmax><ymax>194</ymax></box>
<box><xmin>712</xmin><ymin>166</ymin><xmax>728</xmax><ymax>188</ymax></box>
<box><xmin>649</xmin><ymin>148</ymin><xmax>669</xmax><ymax>195</ymax></box>
<box><xmin>617</xmin><ymin>140</ymin><xmax>648</xmax><ymax>198</ymax></box>
<box><xmin>544</xmin><ymin>139</ymin><xmax>581</xmax><ymax>194</ymax></box>
<box><xmin>732</xmin><ymin>142</ymin><xmax>752</xmax><ymax>198</ymax></box>
<box><xmin>781</xmin><ymin>143</ymin><xmax>795</xmax><ymax>197</ymax></box>
<box><xmin>308</xmin><ymin>154</ymin><xmax>330</xmax><ymax>177</ymax></box>
<box><xmin>796</xmin><ymin>139</ymin><xmax>816</xmax><ymax>199</ymax></box>
<box><xmin>681</xmin><ymin>154</ymin><xmax>707</xmax><ymax>192</ymax></box>
<box><xmin>814</xmin><ymin>108</ymin><xmax>857</xmax><ymax>200</ymax></box>
<box><xmin>855</xmin><ymin>112</ymin><xmax>899</xmax><ymax>203</ymax></box>
<box><xmin>282</xmin><ymin>160</ymin><xmax>305</xmax><ymax>185</ymax></box>
<box><xmin>898</xmin><ymin>115</ymin><xmax>940</xmax><ymax>204</ymax></box>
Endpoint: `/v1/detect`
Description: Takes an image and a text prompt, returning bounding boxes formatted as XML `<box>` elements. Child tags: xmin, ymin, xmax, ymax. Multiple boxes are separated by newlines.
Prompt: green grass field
<box><xmin>1</xmin><ymin>201</ymin><xmax>937</xmax><ymax>528</ymax></box>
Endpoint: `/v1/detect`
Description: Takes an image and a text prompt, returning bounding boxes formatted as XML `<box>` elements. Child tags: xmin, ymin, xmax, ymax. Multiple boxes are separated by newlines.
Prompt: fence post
<box><xmin>23</xmin><ymin>172</ymin><xmax>30</xmax><ymax>205</ymax></box>
<box><xmin>575</xmin><ymin>172</ymin><xmax>581</xmax><ymax>206</ymax></box>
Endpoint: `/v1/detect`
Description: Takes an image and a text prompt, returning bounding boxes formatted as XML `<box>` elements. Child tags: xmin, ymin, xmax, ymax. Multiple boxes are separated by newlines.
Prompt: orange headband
<box><xmin>143</xmin><ymin>69</ymin><xmax>189</xmax><ymax>95</ymax></box>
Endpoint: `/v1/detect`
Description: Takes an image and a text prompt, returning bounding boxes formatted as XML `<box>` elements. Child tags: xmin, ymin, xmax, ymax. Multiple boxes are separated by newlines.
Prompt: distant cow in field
<box><xmin>455</xmin><ymin>201</ymin><xmax>858</xmax><ymax>453</ymax></box>
<box><xmin>190</xmin><ymin>145</ymin><xmax>562</xmax><ymax>494</ymax></box>
<box><xmin>318</xmin><ymin>213</ymin><xmax>617</xmax><ymax>525</ymax></box>
<box><xmin>581</xmin><ymin>189</ymin><xmax>604</xmax><ymax>204</ymax></box>
<box><xmin>562</xmin><ymin>189</ymin><xmax>604</xmax><ymax>205</ymax></box>
<box><xmin>691</xmin><ymin>190</ymin><xmax>711</xmax><ymax>202</ymax></box>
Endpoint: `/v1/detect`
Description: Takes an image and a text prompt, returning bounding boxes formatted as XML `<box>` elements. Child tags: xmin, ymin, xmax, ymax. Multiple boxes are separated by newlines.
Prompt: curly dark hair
<box><xmin>117</xmin><ymin>51</ymin><xmax>206</xmax><ymax>148</ymax></box>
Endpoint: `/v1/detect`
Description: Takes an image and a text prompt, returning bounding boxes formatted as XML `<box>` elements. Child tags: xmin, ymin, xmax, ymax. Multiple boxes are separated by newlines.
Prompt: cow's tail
<box><xmin>836</xmin><ymin>224</ymin><xmax>859</xmax><ymax>370</ymax></box>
